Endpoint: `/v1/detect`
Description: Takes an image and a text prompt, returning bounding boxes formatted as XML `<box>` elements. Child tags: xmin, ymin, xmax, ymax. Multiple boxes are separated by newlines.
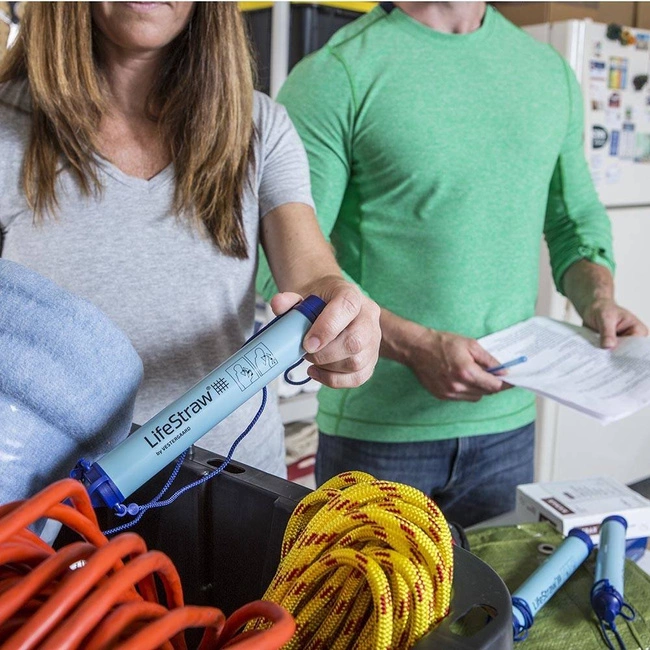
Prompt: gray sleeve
<box><xmin>255</xmin><ymin>93</ymin><xmax>315</xmax><ymax>219</ymax></box>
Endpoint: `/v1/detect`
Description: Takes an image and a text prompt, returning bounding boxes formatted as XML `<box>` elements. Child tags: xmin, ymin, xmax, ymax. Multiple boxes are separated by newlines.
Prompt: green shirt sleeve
<box><xmin>256</xmin><ymin>48</ymin><xmax>359</xmax><ymax>302</ymax></box>
<box><xmin>544</xmin><ymin>58</ymin><xmax>616</xmax><ymax>294</ymax></box>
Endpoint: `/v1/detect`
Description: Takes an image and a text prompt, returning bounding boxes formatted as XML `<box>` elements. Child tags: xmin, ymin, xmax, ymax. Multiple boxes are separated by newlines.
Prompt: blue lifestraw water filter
<box><xmin>512</xmin><ymin>528</ymin><xmax>594</xmax><ymax>640</ymax></box>
<box><xmin>74</xmin><ymin>296</ymin><xmax>326</xmax><ymax>509</ymax></box>
<box><xmin>591</xmin><ymin>515</ymin><xmax>628</xmax><ymax>624</ymax></box>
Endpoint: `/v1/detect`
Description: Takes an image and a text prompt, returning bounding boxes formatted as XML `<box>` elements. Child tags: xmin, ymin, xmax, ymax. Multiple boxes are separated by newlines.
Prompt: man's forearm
<box><xmin>562</xmin><ymin>259</ymin><xmax>614</xmax><ymax>318</ymax></box>
<box><xmin>562</xmin><ymin>258</ymin><xmax>647</xmax><ymax>347</ymax></box>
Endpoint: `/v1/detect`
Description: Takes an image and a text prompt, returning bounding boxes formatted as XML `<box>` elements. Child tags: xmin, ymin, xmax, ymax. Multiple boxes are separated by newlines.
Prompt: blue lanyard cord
<box><xmin>511</xmin><ymin>597</ymin><xmax>533</xmax><ymax>643</ymax></box>
<box><xmin>599</xmin><ymin>619</ymin><xmax>627</xmax><ymax>650</ymax></box>
<box><xmin>591</xmin><ymin>580</ymin><xmax>636</xmax><ymax>650</ymax></box>
<box><xmin>597</xmin><ymin>605</ymin><xmax>638</xmax><ymax>650</ymax></box>
<box><xmin>103</xmin><ymin>386</ymin><xmax>268</xmax><ymax>536</ymax></box>
<box><xmin>284</xmin><ymin>359</ymin><xmax>311</xmax><ymax>385</ymax></box>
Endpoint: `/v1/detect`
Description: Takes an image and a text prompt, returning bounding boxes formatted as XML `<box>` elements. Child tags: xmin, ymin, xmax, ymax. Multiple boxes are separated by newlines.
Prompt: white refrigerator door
<box><xmin>533</xmin><ymin>19</ymin><xmax>650</xmax><ymax>208</ymax></box>
<box><xmin>580</xmin><ymin>21</ymin><xmax>650</xmax><ymax>208</ymax></box>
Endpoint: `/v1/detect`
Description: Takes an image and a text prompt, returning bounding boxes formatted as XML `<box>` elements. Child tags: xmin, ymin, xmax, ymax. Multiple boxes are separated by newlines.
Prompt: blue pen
<box><xmin>487</xmin><ymin>355</ymin><xmax>527</xmax><ymax>374</ymax></box>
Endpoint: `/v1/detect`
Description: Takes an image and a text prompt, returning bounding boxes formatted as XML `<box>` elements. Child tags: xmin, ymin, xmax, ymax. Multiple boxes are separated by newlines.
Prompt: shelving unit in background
<box><xmin>279</xmin><ymin>389</ymin><xmax>318</xmax><ymax>423</ymax></box>
<box><xmin>241</xmin><ymin>2</ymin><xmax>375</xmax><ymax>96</ymax></box>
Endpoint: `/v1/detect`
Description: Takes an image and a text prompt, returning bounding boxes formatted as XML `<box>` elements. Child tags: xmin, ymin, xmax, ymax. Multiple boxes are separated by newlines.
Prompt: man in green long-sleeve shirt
<box><xmin>257</xmin><ymin>1</ymin><xmax>647</xmax><ymax>526</ymax></box>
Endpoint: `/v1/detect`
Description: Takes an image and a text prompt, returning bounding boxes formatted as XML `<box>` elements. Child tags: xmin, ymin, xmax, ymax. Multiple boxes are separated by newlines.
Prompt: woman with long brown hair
<box><xmin>0</xmin><ymin>2</ymin><xmax>380</xmax><ymax>477</ymax></box>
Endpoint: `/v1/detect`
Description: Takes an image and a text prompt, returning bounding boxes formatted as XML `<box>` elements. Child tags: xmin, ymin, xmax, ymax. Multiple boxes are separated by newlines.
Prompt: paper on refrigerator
<box><xmin>479</xmin><ymin>317</ymin><xmax>650</xmax><ymax>424</ymax></box>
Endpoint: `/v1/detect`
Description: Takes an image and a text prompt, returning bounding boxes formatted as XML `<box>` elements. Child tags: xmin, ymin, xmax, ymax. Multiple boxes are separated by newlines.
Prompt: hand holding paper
<box><xmin>479</xmin><ymin>317</ymin><xmax>650</xmax><ymax>424</ymax></box>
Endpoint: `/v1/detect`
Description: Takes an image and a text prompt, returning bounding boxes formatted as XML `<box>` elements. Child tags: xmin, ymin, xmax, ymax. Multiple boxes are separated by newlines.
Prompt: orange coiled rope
<box><xmin>248</xmin><ymin>471</ymin><xmax>454</xmax><ymax>650</ymax></box>
<box><xmin>0</xmin><ymin>478</ymin><xmax>295</xmax><ymax>650</ymax></box>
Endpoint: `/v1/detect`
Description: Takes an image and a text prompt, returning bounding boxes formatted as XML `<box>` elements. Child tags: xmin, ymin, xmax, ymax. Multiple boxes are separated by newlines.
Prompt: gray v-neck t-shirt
<box><xmin>0</xmin><ymin>80</ymin><xmax>314</xmax><ymax>477</ymax></box>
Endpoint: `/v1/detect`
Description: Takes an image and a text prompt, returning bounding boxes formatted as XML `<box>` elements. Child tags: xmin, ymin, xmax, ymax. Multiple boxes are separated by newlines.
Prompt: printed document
<box><xmin>479</xmin><ymin>317</ymin><xmax>650</xmax><ymax>424</ymax></box>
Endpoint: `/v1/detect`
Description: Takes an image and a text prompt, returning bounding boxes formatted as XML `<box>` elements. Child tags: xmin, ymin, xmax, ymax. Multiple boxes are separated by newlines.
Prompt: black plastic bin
<box><xmin>96</xmin><ymin>446</ymin><xmax>513</xmax><ymax>650</ymax></box>
<box><xmin>243</xmin><ymin>3</ymin><xmax>367</xmax><ymax>95</ymax></box>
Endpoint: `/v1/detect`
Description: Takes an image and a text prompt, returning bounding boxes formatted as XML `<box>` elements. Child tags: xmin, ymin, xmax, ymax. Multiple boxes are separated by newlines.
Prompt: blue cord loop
<box><xmin>620</xmin><ymin>603</ymin><xmax>635</xmax><ymax>621</ymax></box>
<box><xmin>283</xmin><ymin>359</ymin><xmax>311</xmax><ymax>385</ymax></box>
<box><xmin>103</xmin><ymin>386</ymin><xmax>268</xmax><ymax>536</ymax></box>
<box><xmin>512</xmin><ymin>596</ymin><xmax>534</xmax><ymax>642</ymax></box>
<box><xmin>591</xmin><ymin>579</ymin><xmax>636</xmax><ymax>650</ymax></box>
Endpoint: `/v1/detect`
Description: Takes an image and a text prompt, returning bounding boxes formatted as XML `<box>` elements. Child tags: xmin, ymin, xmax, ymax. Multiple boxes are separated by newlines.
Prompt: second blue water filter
<box><xmin>592</xmin><ymin>515</ymin><xmax>628</xmax><ymax>623</ymax></box>
<box><xmin>512</xmin><ymin>528</ymin><xmax>593</xmax><ymax>638</ymax></box>
<box><xmin>76</xmin><ymin>296</ymin><xmax>326</xmax><ymax>508</ymax></box>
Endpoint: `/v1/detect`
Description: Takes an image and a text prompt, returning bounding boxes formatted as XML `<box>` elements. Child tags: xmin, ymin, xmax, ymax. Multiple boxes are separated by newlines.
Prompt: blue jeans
<box><xmin>315</xmin><ymin>422</ymin><xmax>535</xmax><ymax>528</ymax></box>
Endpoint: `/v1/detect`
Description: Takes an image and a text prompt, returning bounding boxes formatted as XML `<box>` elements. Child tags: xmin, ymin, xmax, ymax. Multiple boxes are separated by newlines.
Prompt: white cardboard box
<box><xmin>516</xmin><ymin>476</ymin><xmax>650</xmax><ymax>543</ymax></box>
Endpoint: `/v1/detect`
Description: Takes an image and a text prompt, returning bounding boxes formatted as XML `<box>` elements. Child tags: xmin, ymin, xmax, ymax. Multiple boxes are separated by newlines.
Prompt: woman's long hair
<box><xmin>0</xmin><ymin>2</ymin><xmax>255</xmax><ymax>258</ymax></box>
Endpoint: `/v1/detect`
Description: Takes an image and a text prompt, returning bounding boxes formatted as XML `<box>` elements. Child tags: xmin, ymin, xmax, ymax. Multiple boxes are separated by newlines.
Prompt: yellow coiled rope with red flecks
<box><xmin>248</xmin><ymin>471</ymin><xmax>454</xmax><ymax>649</ymax></box>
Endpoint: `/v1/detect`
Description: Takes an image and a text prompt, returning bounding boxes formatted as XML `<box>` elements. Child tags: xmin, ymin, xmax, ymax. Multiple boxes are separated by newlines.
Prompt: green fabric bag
<box><xmin>466</xmin><ymin>523</ymin><xmax>650</xmax><ymax>649</ymax></box>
